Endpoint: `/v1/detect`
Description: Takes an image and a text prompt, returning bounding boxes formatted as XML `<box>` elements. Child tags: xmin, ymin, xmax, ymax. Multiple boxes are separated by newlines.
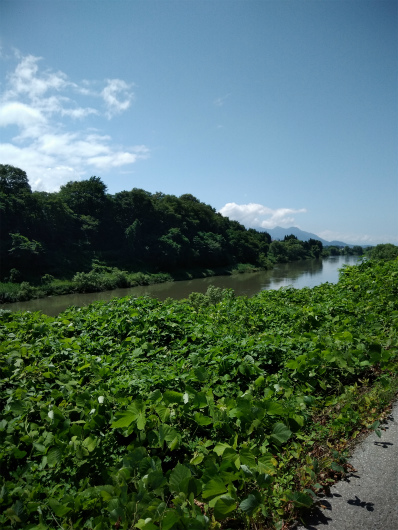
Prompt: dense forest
<box><xmin>0</xmin><ymin>165</ymin><xmax>332</xmax><ymax>298</ymax></box>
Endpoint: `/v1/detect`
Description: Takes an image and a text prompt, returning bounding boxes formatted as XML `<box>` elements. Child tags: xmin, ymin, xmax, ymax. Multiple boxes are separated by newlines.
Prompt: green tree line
<box><xmin>0</xmin><ymin>165</ymin><xmax>330</xmax><ymax>286</ymax></box>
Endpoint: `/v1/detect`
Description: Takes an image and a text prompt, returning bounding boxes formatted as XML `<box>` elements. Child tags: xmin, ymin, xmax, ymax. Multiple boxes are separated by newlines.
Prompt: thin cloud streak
<box><xmin>213</xmin><ymin>93</ymin><xmax>231</xmax><ymax>107</ymax></box>
<box><xmin>219</xmin><ymin>202</ymin><xmax>307</xmax><ymax>230</ymax></box>
<box><xmin>318</xmin><ymin>230</ymin><xmax>398</xmax><ymax>246</ymax></box>
<box><xmin>0</xmin><ymin>53</ymin><xmax>147</xmax><ymax>191</ymax></box>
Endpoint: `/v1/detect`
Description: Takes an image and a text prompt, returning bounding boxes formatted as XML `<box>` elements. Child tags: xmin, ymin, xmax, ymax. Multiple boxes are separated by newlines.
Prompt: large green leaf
<box><xmin>111</xmin><ymin>401</ymin><xmax>145</xmax><ymax>429</ymax></box>
<box><xmin>158</xmin><ymin>424</ymin><xmax>180</xmax><ymax>450</ymax></box>
<box><xmin>213</xmin><ymin>495</ymin><xmax>236</xmax><ymax>520</ymax></box>
<box><xmin>239</xmin><ymin>446</ymin><xmax>256</xmax><ymax>467</ymax></box>
<box><xmin>194</xmin><ymin>367</ymin><xmax>208</xmax><ymax>381</ymax></box>
<box><xmin>257</xmin><ymin>453</ymin><xmax>277</xmax><ymax>475</ymax></box>
<box><xmin>10</xmin><ymin>400</ymin><xmax>26</xmax><ymax>416</ymax></box>
<box><xmin>154</xmin><ymin>404</ymin><xmax>170</xmax><ymax>423</ymax></box>
<box><xmin>239</xmin><ymin>491</ymin><xmax>262</xmax><ymax>516</ymax></box>
<box><xmin>169</xmin><ymin>463</ymin><xmax>191</xmax><ymax>494</ymax></box>
<box><xmin>213</xmin><ymin>442</ymin><xmax>231</xmax><ymax>456</ymax></box>
<box><xmin>264</xmin><ymin>400</ymin><xmax>286</xmax><ymax>416</ymax></box>
<box><xmin>202</xmin><ymin>477</ymin><xmax>227</xmax><ymax>500</ymax></box>
<box><xmin>162</xmin><ymin>390</ymin><xmax>184</xmax><ymax>404</ymax></box>
<box><xmin>134</xmin><ymin>518</ymin><xmax>158</xmax><ymax>530</ymax></box>
<box><xmin>146</xmin><ymin>470</ymin><xmax>166</xmax><ymax>491</ymax></box>
<box><xmin>161</xmin><ymin>510</ymin><xmax>181</xmax><ymax>530</ymax></box>
<box><xmin>82</xmin><ymin>435</ymin><xmax>97</xmax><ymax>452</ymax></box>
<box><xmin>194</xmin><ymin>412</ymin><xmax>212</xmax><ymax>426</ymax></box>
<box><xmin>270</xmin><ymin>422</ymin><xmax>292</xmax><ymax>445</ymax></box>
<box><xmin>48</xmin><ymin>498</ymin><xmax>71</xmax><ymax>517</ymax></box>
<box><xmin>47</xmin><ymin>446</ymin><xmax>63</xmax><ymax>466</ymax></box>
<box><xmin>286</xmin><ymin>491</ymin><xmax>313</xmax><ymax>508</ymax></box>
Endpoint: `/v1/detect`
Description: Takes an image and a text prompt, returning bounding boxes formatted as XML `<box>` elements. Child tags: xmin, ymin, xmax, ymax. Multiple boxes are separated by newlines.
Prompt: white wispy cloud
<box><xmin>219</xmin><ymin>202</ymin><xmax>307</xmax><ymax>229</ymax></box>
<box><xmin>0</xmin><ymin>53</ymin><xmax>147</xmax><ymax>191</ymax></box>
<box><xmin>213</xmin><ymin>93</ymin><xmax>231</xmax><ymax>107</ymax></box>
<box><xmin>318</xmin><ymin>230</ymin><xmax>398</xmax><ymax>246</ymax></box>
<box><xmin>101</xmin><ymin>79</ymin><xmax>134</xmax><ymax>118</ymax></box>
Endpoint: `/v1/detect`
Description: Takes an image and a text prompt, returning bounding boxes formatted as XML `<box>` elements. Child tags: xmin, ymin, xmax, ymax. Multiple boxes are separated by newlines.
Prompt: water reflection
<box><xmin>0</xmin><ymin>255</ymin><xmax>360</xmax><ymax>316</ymax></box>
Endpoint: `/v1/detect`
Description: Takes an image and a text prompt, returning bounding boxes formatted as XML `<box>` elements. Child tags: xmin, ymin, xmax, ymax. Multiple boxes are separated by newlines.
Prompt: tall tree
<box><xmin>0</xmin><ymin>165</ymin><xmax>32</xmax><ymax>195</ymax></box>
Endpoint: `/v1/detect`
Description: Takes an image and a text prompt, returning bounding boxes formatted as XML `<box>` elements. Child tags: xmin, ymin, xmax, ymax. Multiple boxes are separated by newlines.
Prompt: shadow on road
<box><xmin>347</xmin><ymin>495</ymin><xmax>374</xmax><ymax>511</ymax></box>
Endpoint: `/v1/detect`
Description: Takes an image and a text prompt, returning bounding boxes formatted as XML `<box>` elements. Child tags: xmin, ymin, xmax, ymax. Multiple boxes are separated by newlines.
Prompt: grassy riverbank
<box><xmin>1</xmin><ymin>258</ymin><xmax>397</xmax><ymax>529</ymax></box>
<box><xmin>0</xmin><ymin>262</ymin><xmax>262</xmax><ymax>304</ymax></box>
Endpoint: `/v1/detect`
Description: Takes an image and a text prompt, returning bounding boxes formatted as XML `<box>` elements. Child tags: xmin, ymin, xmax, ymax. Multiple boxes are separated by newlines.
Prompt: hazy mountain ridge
<box><xmin>260</xmin><ymin>226</ymin><xmax>348</xmax><ymax>246</ymax></box>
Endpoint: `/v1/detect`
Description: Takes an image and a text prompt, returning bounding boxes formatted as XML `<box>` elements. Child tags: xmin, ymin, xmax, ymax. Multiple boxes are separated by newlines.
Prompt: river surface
<box><xmin>1</xmin><ymin>255</ymin><xmax>360</xmax><ymax>317</ymax></box>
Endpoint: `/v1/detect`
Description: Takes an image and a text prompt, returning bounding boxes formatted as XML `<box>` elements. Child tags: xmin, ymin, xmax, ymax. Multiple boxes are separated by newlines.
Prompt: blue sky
<box><xmin>1</xmin><ymin>0</ymin><xmax>397</xmax><ymax>245</ymax></box>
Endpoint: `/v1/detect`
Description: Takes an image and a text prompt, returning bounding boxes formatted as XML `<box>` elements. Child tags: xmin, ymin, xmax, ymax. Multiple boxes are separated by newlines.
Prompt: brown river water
<box><xmin>0</xmin><ymin>255</ymin><xmax>360</xmax><ymax>317</ymax></box>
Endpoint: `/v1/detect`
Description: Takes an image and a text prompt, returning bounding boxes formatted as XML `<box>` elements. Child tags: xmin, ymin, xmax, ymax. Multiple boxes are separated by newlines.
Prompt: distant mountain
<box><xmin>259</xmin><ymin>226</ymin><xmax>348</xmax><ymax>247</ymax></box>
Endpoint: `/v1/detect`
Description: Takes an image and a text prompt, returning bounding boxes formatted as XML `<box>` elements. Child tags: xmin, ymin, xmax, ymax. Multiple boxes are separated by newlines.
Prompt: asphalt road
<box><xmin>296</xmin><ymin>400</ymin><xmax>398</xmax><ymax>530</ymax></box>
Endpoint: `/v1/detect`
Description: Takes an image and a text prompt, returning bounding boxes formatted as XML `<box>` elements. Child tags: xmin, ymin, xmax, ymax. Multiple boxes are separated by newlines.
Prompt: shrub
<box><xmin>18</xmin><ymin>281</ymin><xmax>37</xmax><ymax>301</ymax></box>
<box><xmin>8</xmin><ymin>268</ymin><xmax>21</xmax><ymax>282</ymax></box>
<box><xmin>41</xmin><ymin>273</ymin><xmax>55</xmax><ymax>285</ymax></box>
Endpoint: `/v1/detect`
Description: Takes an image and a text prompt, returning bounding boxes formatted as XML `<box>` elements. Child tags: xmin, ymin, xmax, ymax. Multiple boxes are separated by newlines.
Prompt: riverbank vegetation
<box><xmin>0</xmin><ymin>164</ymin><xmax>360</xmax><ymax>303</ymax></box>
<box><xmin>1</xmin><ymin>257</ymin><xmax>397</xmax><ymax>529</ymax></box>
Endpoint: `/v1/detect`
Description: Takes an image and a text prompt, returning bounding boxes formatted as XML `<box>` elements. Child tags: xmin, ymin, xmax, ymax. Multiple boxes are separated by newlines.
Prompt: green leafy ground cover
<box><xmin>1</xmin><ymin>259</ymin><xmax>398</xmax><ymax>530</ymax></box>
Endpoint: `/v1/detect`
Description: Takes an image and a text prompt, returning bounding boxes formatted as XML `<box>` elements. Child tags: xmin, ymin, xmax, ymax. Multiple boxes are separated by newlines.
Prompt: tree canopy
<box><xmin>0</xmin><ymin>165</ymin><xmax>332</xmax><ymax>281</ymax></box>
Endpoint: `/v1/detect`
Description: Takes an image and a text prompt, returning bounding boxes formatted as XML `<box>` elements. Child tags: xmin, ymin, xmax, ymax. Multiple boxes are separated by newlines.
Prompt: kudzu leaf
<box><xmin>33</xmin><ymin>442</ymin><xmax>46</xmax><ymax>453</ymax></box>
<box><xmin>82</xmin><ymin>436</ymin><xmax>97</xmax><ymax>452</ymax></box>
<box><xmin>286</xmin><ymin>491</ymin><xmax>313</xmax><ymax>508</ymax></box>
<box><xmin>111</xmin><ymin>401</ymin><xmax>145</xmax><ymax>429</ymax></box>
<box><xmin>10</xmin><ymin>400</ymin><xmax>25</xmax><ymax>416</ymax></box>
<box><xmin>240</xmin><ymin>446</ymin><xmax>256</xmax><ymax>467</ymax></box>
<box><xmin>158</xmin><ymin>424</ymin><xmax>180</xmax><ymax>449</ymax></box>
<box><xmin>136</xmin><ymin>413</ymin><xmax>146</xmax><ymax>431</ymax></box>
<box><xmin>303</xmin><ymin>395</ymin><xmax>315</xmax><ymax>406</ymax></box>
<box><xmin>48</xmin><ymin>498</ymin><xmax>71</xmax><ymax>517</ymax></box>
<box><xmin>163</xmin><ymin>390</ymin><xmax>184</xmax><ymax>404</ymax></box>
<box><xmin>222</xmin><ymin>447</ymin><xmax>240</xmax><ymax>469</ymax></box>
<box><xmin>254</xmin><ymin>375</ymin><xmax>265</xmax><ymax>387</ymax></box>
<box><xmin>194</xmin><ymin>367</ymin><xmax>208</xmax><ymax>382</ymax></box>
<box><xmin>169</xmin><ymin>435</ymin><xmax>180</xmax><ymax>450</ymax></box>
<box><xmin>187</xmin><ymin>514</ymin><xmax>210</xmax><ymax>530</ymax></box>
<box><xmin>331</xmin><ymin>462</ymin><xmax>345</xmax><ymax>473</ymax></box>
<box><xmin>169</xmin><ymin>463</ymin><xmax>191</xmax><ymax>494</ymax></box>
<box><xmin>98</xmin><ymin>485</ymin><xmax>114</xmax><ymax>501</ymax></box>
<box><xmin>240</xmin><ymin>464</ymin><xmax>254</xmax><ymax>477</ymax></box>
<box><xmin>148</xmin><ymin>389</ymin><xmax>162</xmax><ymax>402</ymax></box>
<box><xmin>190</xmin><ymin>453</ymin><xmax>204</xmax><ymax>466</ymax></box>
<box><xmin>13</xmin><ymin>448</ymin><xmax>27</xmax><ymax>459</ymax></box>
<box><xmin>257</xmin><ymin>453</ymin><xmax>277</xmax><ymax>475</ymax></box>
<box><xmin>161</xmin><ymin>510</ymin><xmax>181</xmax><ymax>530</ymax></box>
<box><xmin>287</xmin><ymin>414</ymin><xmax>305</xmax><ymax>432</ymax></box>
<box><xmin>192</xmin><ymin>391</ymin><xmax>208</xmax><ymax>409</ymax></box>
<box><xmin>239</xmin><ymin>491</ymin><xmax>262</xmax><ymax>516</ymax></box>
<box><xmin>194</xmin><ymin>412</ymin><xmax>212</xmax><ymax>426</ymax></box>
<box><xmin>202</xmin><ymin>476</ymin><xmax>227</xmax><ymax>500</ymax></box>
<box><xmin>264</xmin><ymin>400</ymin><xmax>285</xmax><ymax>416</ymax></box>
<box><xmin>270</xmin><ymin>422</ymin><xmax>292</xmax><ymax>445</ymax></box>
<box><xmin>213</xmin><ymin>495</ymin><xmax>236</xmax><ymax>520</ymax></box>
<box><xmin>213</xmin><ymin>442</ymin><xmax>231</xmax><ymax>456</ymax></box>
<box><xmin>256</xmin><ymin>472</ymin><xmax>272</xmax><ymax>488</ymax></box>
<box><xmin>47</xmin><ymin>446</ymin><xmax>63</xmax><ymax>466</ymax></box>
<box><xmin>76</xmin><ymin>392</ymin><xmax>90</xmax><ymax>408</ymax></box>
<box><xmin>111</xmin><ymin>410</ymin><xmax>136</xmax><ymax>429</ymax></box>
<box><xmin>134</xmin><ymin>518</ymin><xmax>158</xmax><ymax>530</ymax></box>
<box><xmin>154</xmin><ymin>404</ymin><xmax>170</xmax><ymax>423</ymax></box>
<box><xmin>146</xmin><ymin>470</ymin><xmax>166</xmax><ymax>491</ymax></box>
